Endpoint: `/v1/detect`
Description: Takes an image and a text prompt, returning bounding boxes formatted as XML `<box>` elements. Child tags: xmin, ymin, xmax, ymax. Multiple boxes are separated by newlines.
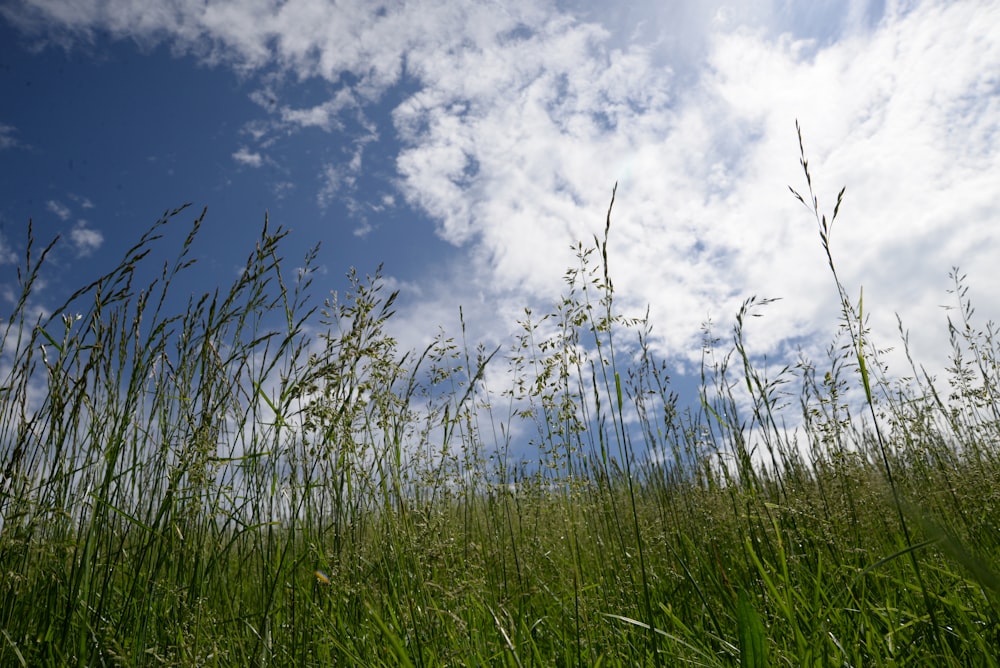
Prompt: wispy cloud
<box><xmin>0</xmin><ymin>234</ymin><xmax>17</xmax><ymax>266</ymax></box>
<box><xmin>317</xmin><ymin>126</ymin><xmax>378</xmax><ymax>214</ymax></box>
<box><xmin>0</xmin><ymin>122</ymin><xmax>22</xmax><ymax>150</ymax></box>
<box><xmin>46</xmin><ymin>199</ymin><xmax>71</xmax><ymax>221</ymax></box>
<box><xmin>45</xmin><ymin>199</ymin><xmax>103</xmax><ymax>257</ymax></box>
<box><xmin>232</xmin><ymin>147</ymin><xmax>264</xmax><ymax>168</ymax></box>
<box><xmin>316</xmin><ymin>164</ymin><xmax>350</xmax><ymax>209</ymax></box>
<box><xmin>68</xmin><ymin>193</ymin><xmax>94</xmax><ymax>209</ymax></box>
<box><xmin>279</xmin><ymin>88</ymin><xmax>356</xmax><ymax>131</ymax></box>
<box><xmin>69</xmin><ymin>220</ymin><xmax>103</xmax><ymax>257</ymax></box>
<box><xmin>271</xmin><ymin>181</ymin><xmax>295</xmax><ymax>200</ymax></box>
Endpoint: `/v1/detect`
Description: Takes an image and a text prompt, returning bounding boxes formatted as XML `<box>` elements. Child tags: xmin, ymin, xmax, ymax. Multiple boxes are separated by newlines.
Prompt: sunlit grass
<box><xmin>1</xmin><ymin>130</ymin><xmax>999</xmax><ymax>666</ymax></box>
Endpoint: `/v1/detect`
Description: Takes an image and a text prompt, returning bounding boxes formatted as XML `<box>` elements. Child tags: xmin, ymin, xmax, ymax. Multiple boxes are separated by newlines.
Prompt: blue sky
<box><xmin>1</xmin><ymin>0</ymin><xmax>999</xmax><ymax>439</ymax></box>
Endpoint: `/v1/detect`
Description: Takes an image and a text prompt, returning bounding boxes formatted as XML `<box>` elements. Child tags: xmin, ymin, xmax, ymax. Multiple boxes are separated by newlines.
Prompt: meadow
<box><xmin>1</xmin><ymin>130</ymin><xmax>999</xmax><ymax>666</ymax></box>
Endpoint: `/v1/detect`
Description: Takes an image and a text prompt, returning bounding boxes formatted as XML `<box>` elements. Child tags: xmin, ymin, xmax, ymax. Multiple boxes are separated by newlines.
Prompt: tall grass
<box><xmin>2</xmin><ymin>132</ymin><xmax>1000</xmax><ymax>666</ymax></box>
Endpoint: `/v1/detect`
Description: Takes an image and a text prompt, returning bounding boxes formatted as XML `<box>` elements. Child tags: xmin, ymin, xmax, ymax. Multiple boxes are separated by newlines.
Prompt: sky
<box><xmin>1</xmin><ymin>0</ymin><xmax>999</xmax><ymax>446</ymax></box>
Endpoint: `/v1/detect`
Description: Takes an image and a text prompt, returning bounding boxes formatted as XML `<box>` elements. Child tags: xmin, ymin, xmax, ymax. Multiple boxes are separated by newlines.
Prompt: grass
<box><xmin>2</xmin><ymin>129</ymin><xmax>1000</xmax><ymax>666</ymax></box>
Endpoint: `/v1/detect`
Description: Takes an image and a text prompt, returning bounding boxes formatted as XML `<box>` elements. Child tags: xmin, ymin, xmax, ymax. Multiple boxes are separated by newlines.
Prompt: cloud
<box><xmin>0</xmin><ymin>123</ymin><xmax>21</xmax><ymax>150</ymax></box>
<box><xmin>316</xmin><ymin>127</ymin><xmax>378</xmax><ymax>212</ymax></box>
<box><xmin>45</xmin><ymin>199</ymin><xmax>103</xmax><ymax>258</ymax></box>
<box><xmin>0</xmin><ymin>234</ymin><xmax>17</xmax><ymax>266</ymax></box>
<box><xmin>69</xmin><ymin>220</ymin><xmax>103</xmax><ymax>256</ymax></box>
<box><xmin>271</xmin><ymin>180</ymin><xmax>295</xmax><ymax>200</ymax></box>
<box><xmin>0</xmin><ymin>0</ymin><xmax>546</xmax><ymax>94</ymax></box>
<box><xmin>46</xmin><ymin>199</ymin><xmax>71</xmax><ymax>221</ymax></box>
<box><xmin>681</xmin><ymin>0</ymin><xmax>1000</xmax><ymax>367</ymax></box>
<box><xmin>388</xmin><ymin>0</ymin><xmax>1000</xmax><ymax>388</ymax></box>
<box><xmin>232</xmin><ymin>147</ymin><xmax>264</xmax><ymax>167</ymax></box>
<box><xmin>316</xmin><ymin>164</ymin><xmax>350</xmax><ymax>209</ymax></box>
<box><xmin>279</xmin><ymin>88</ymin><xmax>357</xmax><ymax>131</ymax></box>
<box><xmin>47</xmin><ymin>201</ymin><xmax>104</xmax><ymax>257</ymax></box>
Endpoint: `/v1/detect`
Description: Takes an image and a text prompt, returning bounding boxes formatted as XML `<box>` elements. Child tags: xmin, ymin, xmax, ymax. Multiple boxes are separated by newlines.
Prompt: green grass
<box><xmin>2</xmin><ymin>131</ymin><xmax>1000</xmax><ymax>666</ymax></box>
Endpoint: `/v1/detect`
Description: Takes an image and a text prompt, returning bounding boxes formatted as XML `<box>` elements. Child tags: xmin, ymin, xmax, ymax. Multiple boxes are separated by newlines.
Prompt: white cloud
<box><xmin>681</xmin><ymin>0</ymin><xmax>1000</xmax><ymax>368</ymax></box>
<box><xmin>232</xmin><ymin>147</ymin><xmax>264</xmax><ymax>167</ymax></box>
<box><xmin>279</xmin><ymin>88</ymin><xmax>357</xmax><ymax>131</ymax></box>
<box><xmin>0</xmin><ymin>235</ymin><xmax>17</xmax><ymax>266</ymax></box>
<box><xmin>352</xmin><ymin>220</ymin><xmax>373</xmax><ymax>238</ymax></box>
<box><xmin>46</xmin><ymin>199</ymin><xmax>71</xmax><ymax>221</ymax></box>
<box><xmin>388</xmin><ymin>0</ymin><xmax>1000</xmax><ymax>390</ymax></box>
<box><xmin>316</xmin><ymin>127</ymin><xmax>378</xmax><ymax>209</ymax></box>
<box><xmin>0</xmin><ymin>122</ymin><xmax>21</xmax><ymax>150</ymax></box>
<box><xmin>316</xmin><ymin>164</ymin><xmax>349</xmax><ymax>209</ymax></box>
<box><xmin>271</xmin><ymin>180</ymin><xmax>295</xmax><ymax>200</ymax></box>
<box><xmin>70</xmin><ymin>220</ymin><xmax>103</xmax><ymax>256</ymax></box>
<box><xmin>1</xmin><ymin>0</ymin><xmax>546</xmax><ymax>95</ymax></box>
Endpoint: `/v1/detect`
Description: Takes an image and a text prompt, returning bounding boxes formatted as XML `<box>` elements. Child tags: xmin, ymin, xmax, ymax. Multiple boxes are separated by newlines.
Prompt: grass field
<box><xmin>1</xmin><ymin>132</ymin><xmax>999</xmax><ymax>666</ymax></box>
